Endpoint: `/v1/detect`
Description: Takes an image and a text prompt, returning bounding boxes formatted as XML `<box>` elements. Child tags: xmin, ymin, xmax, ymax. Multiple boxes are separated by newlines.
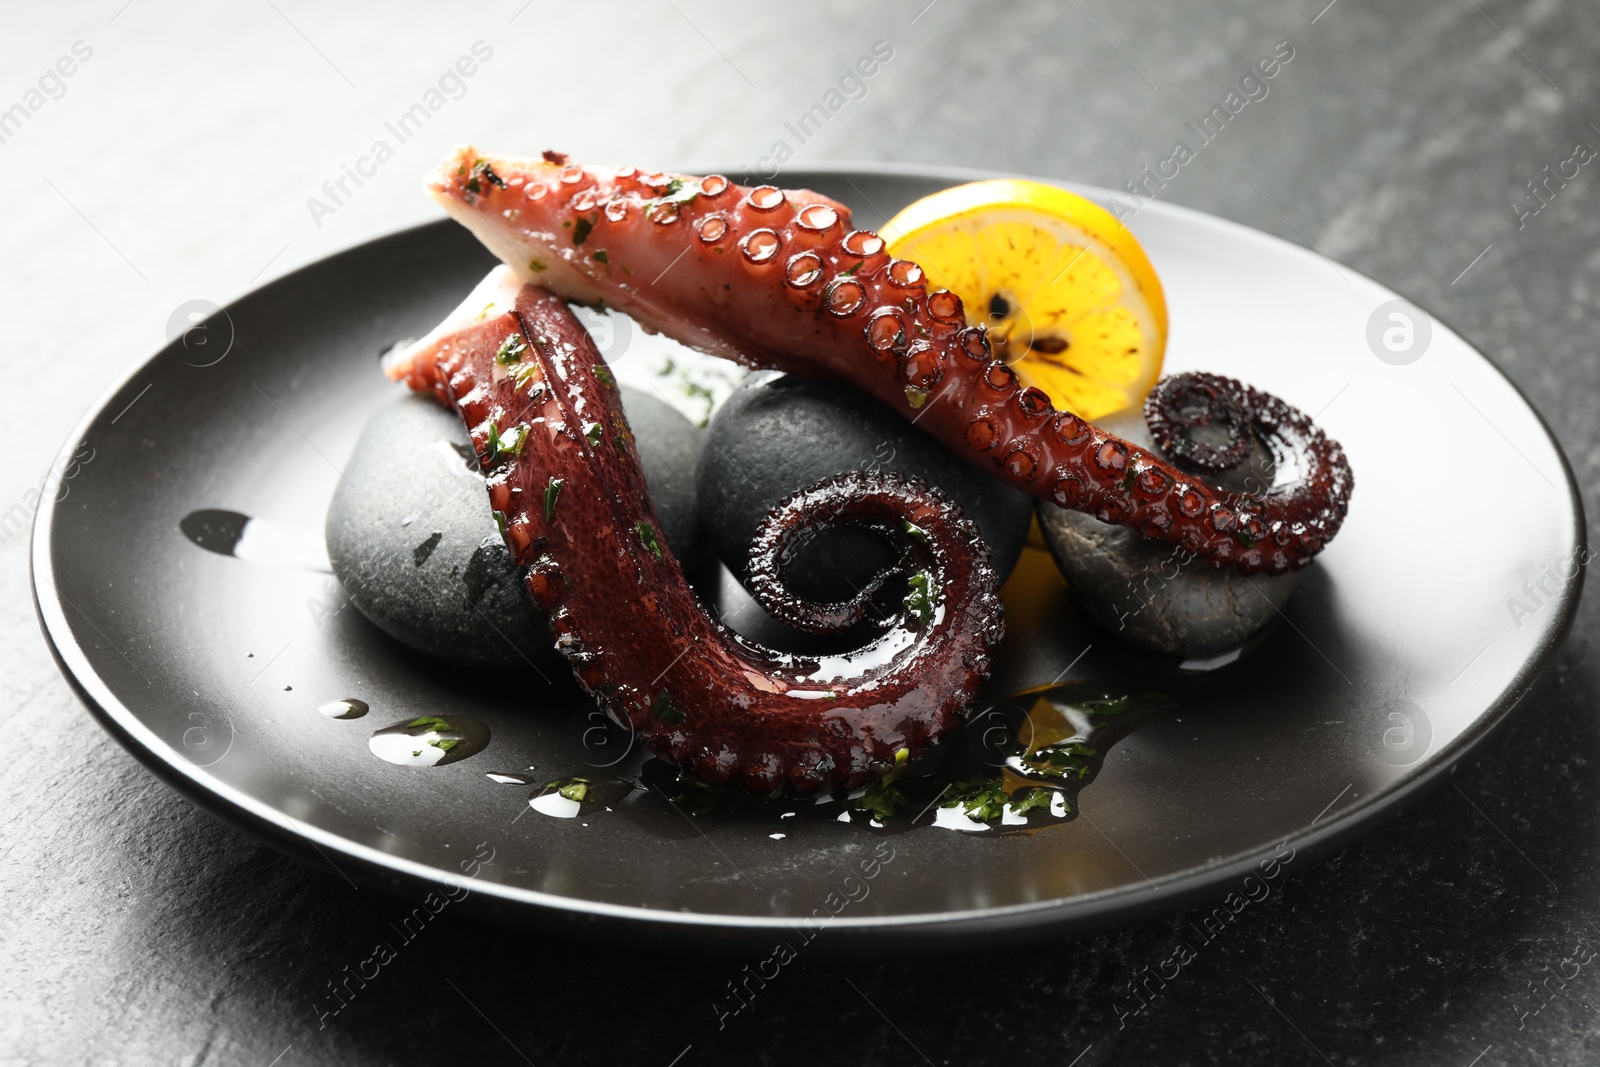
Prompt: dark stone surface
<box><xmin>1037</xmin><ymin>409</ymin><xmax>1300</xmax><ymax>656</ymax></box>
<box><xmin>699</xmin><ymin>371</ymin><xmax>1034</xmax><ymax>601</ymax></box>
<box><xmin>626</xmin><ymin>387</ymin><xmax>708</xmax><ymax>571</ymax></box>
<box><xmin>325</xmin><ymin>387</ymin><xmax>704</xmax><ymax>669</ymax></box>
<box><xmin>1038</xmin><ymin>501</ymin><xmax>1302</xmax><ymax>657</ymax></box>
<box><xmin>6</xmin><ymin>2</ymin><xmax>1600</xmax><ymax>1065</ymax></box>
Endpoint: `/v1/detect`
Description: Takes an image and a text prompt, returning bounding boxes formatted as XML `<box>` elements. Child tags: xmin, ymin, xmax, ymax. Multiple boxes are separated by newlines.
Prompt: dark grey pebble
<box><xmin>697</xmin><ymin>372</ymin><xmax>1034</xmax><ymax>603</ymax></box>
<box><xmin>326</xmin><ymin>386</ymin><xmax>704</xmax><ymax>669</ymax></box>
<box><xmin>1037</xmin><ymin>409</ymin><xmax>1300</xmax><ymax>657</ymax></box>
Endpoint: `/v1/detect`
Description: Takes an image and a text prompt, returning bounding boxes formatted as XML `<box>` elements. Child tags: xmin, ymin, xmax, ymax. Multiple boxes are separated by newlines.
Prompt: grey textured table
<box><xmin>4</xmin><ymin>2</ymin><xmax>1598</xmax><ymax>1064</ymax></box>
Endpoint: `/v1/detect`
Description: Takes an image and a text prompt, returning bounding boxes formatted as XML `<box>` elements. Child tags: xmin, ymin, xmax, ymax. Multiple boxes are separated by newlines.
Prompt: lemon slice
<box><xmin>883</xmin><ymin>180</ymin><xmax>1167</xmax><ymax>421</ymax></box>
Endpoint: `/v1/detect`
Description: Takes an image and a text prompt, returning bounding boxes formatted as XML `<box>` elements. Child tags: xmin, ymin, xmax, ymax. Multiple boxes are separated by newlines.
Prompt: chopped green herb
<box><xmin>904</xmin><ymin>386</ymin><xmax>930</xmax><ymax>409</ymax></box>
<box><xmin>492</xmin><ymin>510</ymin><xmax>508</xmax><ymax>535</ymax></box>
<box><xmin>612</xmin><ymin>433</ymin><xmax>628</xmax><ymax>454</ymax></box>
<box><xmin>643</xmin><ymin>178</ymin><xmax>700</xmax><ymax>218</ymax></box>
<box><xmin>495</xmin><ymin>334</ymin><xmax>528</xmax><ymax>365</ymax></box>
<box><xmin>572</xmin><ymin>215</ymin><xmax>595</xmax><ymax>246</ymax></box>
<box><xmin>584</xmin><ymin>422</ymin><xmax>604</xmax><ymax>447</ymax></box>
<box><xmin>903</xmin><ymin>569</ymin><xmax>935</xmax><ymax>628</ymax></box>
<box><xmin>432</xmin><ymin>738</ymin><xmax>459</xmax><ymax>753</ymax></box>
<box><xmin>407</xmin><ymin>716</ymin><xmax>452</xmax><ymax>732</ymax></box>
<box><xmin>680</xmin><ymin>380</ymin><xmax>715</xmax><ymax>406</ymax></box>
<box><xmin>854</xmin><ymin>747</ymin><xmax>912</xmax><ymax>820</ymax></box>
<box><xmin>484</xmin><ymin>420</ymin><xmax>528</xmax><ymax>463</ymax></box>
<box><xmin>544</xmin><ymin>476</ymin><xmax>564</xmax><ymax>522</ymax></box>
<box><xmin>1011</xmin><ymin>787</ymin><xmax>1058</xmax><ymax>817</ymax></box>
<box><xmin>661</xmin><ymin>178</ymin><xmax>699</xmax><ymax>206</ymax></box>
<box><xmin>592</xmin><ymin>364</ymin><xmax>614</xmax><ymax>387</ymax></box>
<box><xmin>654</xmin><ymin>688</ymin><xmax>684</xmax><ymax>723</ymax></box>
<box><xmin>1233</xmin><ymin>530</ymin><xmax>1256</xmax><ymax>549</ymax></box>
<box><xmin>555</xmin><ymin>777</ymin><xmax>591</xmax><ymax>803</ymax></box>
<box><xmin>1079</xmin><ymin>696</ymin><xmax>1130</xmax><ymax>720</ymax></box>
<box><xmin>511</xmin><ymin>363</ymin><xmax>541</xmax><ymax>390</ymax></box>
<box><xmin>1024</xmin><ymin>748</ymin><xmax>1097</xmax><ymax>781</ymax></box>
<box><xmin>857</xmin><ymin>778</ymin><xmax>907</xmax><ymax>820</ymax></box>
<box><xmin>635</xmin><ymin>521</ymin><xmax>662</xmax><ymax>559</ymax></box>
<box><xmin>945</xmin><ymin>778</ymin><xmax>1010</xmax><ymax>822</ymax></box>
<box><xmin>902</xmin><ymin>519</ymin><xmax>929</xmax><ymax>545</ymax></box>
<box><xmin>592</xmin><ymin>249</ymin><xmax>609</xmax><ymax>265</ymax></box>
<box><xmin>839</xmin><ymin>260</ymin><xmax>862</xmax><ymax>277</ymax></box>
<box><xmin>529</xmin><ymin>257</ymin><xmax>547</xmax><ymax>273</ymax></box>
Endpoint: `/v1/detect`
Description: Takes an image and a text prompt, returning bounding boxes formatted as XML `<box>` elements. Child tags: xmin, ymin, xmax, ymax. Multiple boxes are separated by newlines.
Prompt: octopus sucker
<box><xmin>400</xmin><ymin>282</ymin><xmax>1002</xmax><ymax>793</ymax></box>
<box><xmin>391</xmin><ymin>147</ymin><xmax>1354</xmax><ymax>578</ymax></box>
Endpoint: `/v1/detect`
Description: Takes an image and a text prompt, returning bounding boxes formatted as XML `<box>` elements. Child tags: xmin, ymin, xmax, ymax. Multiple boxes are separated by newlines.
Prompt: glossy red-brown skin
<box><xmin>402</xmin><ymin>285</ymin><xmax>1003</xmax><ymax>793</ymax></box>
<box><xmin>413</xmin><ymin>149</ymin><xmax>1354</xmax><ymax>576</ymax></box>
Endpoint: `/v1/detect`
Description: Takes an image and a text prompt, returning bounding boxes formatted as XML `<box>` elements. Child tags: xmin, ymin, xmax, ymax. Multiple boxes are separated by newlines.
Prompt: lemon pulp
<box><xmin>884</xmin><ymin>180</ymin><xmax>1167</xmax><ymax>421</ymax></box>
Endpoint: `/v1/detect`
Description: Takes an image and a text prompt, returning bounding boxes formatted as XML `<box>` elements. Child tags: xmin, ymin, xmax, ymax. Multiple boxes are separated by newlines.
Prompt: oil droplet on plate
<box><xmin>368</xmin><ymin>716</ymin><xmax>490</xmax><ymax>767</ymax></box>
<box><xmin>932</xmin><ymin>806</ymin><xmax>991</xmax><ymax>832</ymax></box>
<box><xmin>529</xmin><ymin>791</ymin><xmax>582</xmax><ymax>819</ymax></box>
<box><xmin>528</xmin><ymin>775</ymin><xmax>636</xmax><ymax>818</ymax></box>
<box><xmin>1178</xmin><ymin>645</ymin><xmax>1245</xmax><ymax>672</ymax></box>
<box><xmin>178</xmin><ymin>509</ymin><xmax>331</xmax><ymax>571</ymax></box>
<box><xmin>319</xmin><ymin>698</ymin><xmax>368</xmax><ymax>720</ymax></box>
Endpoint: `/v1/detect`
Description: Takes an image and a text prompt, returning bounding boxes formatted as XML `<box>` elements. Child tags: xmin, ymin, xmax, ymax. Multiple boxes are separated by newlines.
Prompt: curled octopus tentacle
<box><xmin>745</xmin><ymin>471</ymin><xmax>972</xmax><ymax>636</ymax></box>
<box><xmin>1142</xmin><ymin>372</ymin><xmax>1255</xmax><ymax>474</ymax></box>
<box><xmin>397</xmin><ymin>149</ymin><xmax>1356</xmax><ymax>578</ymax></box>
<box><xmin>407</xmin><ymin>282</ymin><xmax>1003</xmax><ymax>793</ymax></box>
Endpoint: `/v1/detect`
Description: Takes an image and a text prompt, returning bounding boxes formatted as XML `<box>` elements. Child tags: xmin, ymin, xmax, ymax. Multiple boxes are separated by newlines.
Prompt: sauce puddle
<box><xmin>515</xmin><ymin>682</ymin><xmax>1167</xmax><ymax>835</ymax></box>
<box><xmin>180</xmin><ymin>509</ymin><xmax>331</xmax><ymax>572</ymax></box>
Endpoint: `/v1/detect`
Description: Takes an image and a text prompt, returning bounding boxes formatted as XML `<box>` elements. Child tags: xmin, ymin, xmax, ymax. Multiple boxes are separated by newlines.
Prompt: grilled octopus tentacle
<box><xmin>393</xmin><ymin>149</ymin><xmax>1354</xmax><ymax>577</ymax></box>
<box><xmin>407</xmin><ymin>283</ymin><xmax>1003</xmax><ymax>793</ymax></box>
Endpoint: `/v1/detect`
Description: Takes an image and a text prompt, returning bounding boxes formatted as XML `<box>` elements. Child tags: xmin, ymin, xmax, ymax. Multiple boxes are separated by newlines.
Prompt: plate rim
<box><xmin>30</xmin><ymin>161</ymin><xmax>1589</xmax><ymax>951</ymax></box>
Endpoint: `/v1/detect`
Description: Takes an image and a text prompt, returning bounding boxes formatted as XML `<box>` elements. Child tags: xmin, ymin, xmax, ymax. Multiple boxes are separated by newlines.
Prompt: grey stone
<box><xmin>696</xmin><ymin>371</ymin><xmax>1035</xmax><ymax>603</ymax></box>
<box><xmin>325</xmin><ymin>386</ymin><xmax>704</xmax><ymax>669</ymax></box>
<box><xmin>1037</xmin><ymin>409</ymin><xmax>1301</xmax><ymax>657</ymax></box>
<box><xmin>619</xmin><ymin>387</ymin><xmax>707</xmax><ymax>569</ymax></box>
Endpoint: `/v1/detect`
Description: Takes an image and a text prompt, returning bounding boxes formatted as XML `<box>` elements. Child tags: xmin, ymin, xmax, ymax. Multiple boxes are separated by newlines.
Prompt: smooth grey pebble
<box><xmin>697</xmin><ymin>371</ymin><xmax>1034</xmax><ymax>603</ymax></box>
<box><xmin>326</xmin><ymin>385</ymin><xmax>704</xmax><ymax>669</ymax></box>
<box><xmin>1037</xmin><ymin>409</ymin><xmax>1300</xmax><ymax>657</ymax></box>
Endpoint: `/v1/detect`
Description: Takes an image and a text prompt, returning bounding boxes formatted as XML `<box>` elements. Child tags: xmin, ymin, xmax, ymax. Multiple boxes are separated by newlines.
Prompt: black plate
<box><xmin>32</xmin><ymin>164</ymin><xmax>1585</xmax><ymax>953</ymax></box>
